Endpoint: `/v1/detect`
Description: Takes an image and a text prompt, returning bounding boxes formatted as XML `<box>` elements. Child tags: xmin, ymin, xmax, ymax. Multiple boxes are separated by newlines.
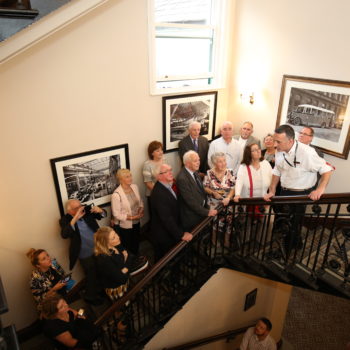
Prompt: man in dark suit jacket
<box><xmin>178</xmin><ymin>121</ymin><xmax>209</xmax><ymax>176</ymax></box>
<box><xmin>60</xmin><ymin>199</ymin><xmax>106</xmax><ymax>304</ymax></box>
<box><xmin>177</xmin><ymin>151</ymin><xmax>217</xmax><ymax>231</ymax></box>
<box><xmin>150</xmin><ymin>164</ymin><xmax>192</xmax><ymax>261</ymax></box>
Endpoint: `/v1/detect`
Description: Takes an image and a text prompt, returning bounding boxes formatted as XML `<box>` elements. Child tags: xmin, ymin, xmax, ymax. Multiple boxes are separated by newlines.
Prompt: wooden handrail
<box><xmin>94</xmin><ymin>192</ymin><xmax>350</xmax><ymax>327</ymax></box>
<box><xmin>94</xmin><ymin>214</ymin><xmax>216</xmax><ymax>327</ymax></box>
<box><xmin>162</xmin><ymin>323</ymin><xmax>255</xmax><ymax>350</ymax></box>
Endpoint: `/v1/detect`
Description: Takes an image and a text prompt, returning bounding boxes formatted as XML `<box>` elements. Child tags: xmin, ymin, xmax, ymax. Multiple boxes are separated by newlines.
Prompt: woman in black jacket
<box><xmin>94</xmin><ymin>226</ymin><xmax>130</xmax><ymax>301</ymax></box>
<box><xmin>94</xmin><ymin>226</ymin><xmax>131</xmax><ymax>342</ymax></box>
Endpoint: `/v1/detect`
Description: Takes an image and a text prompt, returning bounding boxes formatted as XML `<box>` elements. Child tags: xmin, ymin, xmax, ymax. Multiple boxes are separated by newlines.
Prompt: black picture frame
<box><xmin>162</xmin><ymin>91</ymin><xmax>218</xmax><ymax>152</ymax></box>
<box><xmin>50</xmin><ymin>144</ymin><xmax>129</xmax><ymax>216</ymax></box>
<box><xmin>277</xmin><ymin>75</ymin><xmax>350</xmax><ymax>159</ymax></box>
<box><xmin>244</xmin><ymin>288</ymin><xmax>257</xmax><ymax>311</ymax></box>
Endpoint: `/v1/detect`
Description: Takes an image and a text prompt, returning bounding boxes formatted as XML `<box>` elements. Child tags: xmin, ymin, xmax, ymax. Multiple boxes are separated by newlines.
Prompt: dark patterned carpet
<box><xmin>282</xmin><ymin>287</ymin><xmax>350</xmax><ymax>350</ymax></box>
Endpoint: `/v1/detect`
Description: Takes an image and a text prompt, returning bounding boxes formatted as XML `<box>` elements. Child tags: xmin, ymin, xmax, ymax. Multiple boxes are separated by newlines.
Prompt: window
<box><xmin>148</xmin><ymin>0</ymin><xmax>229</xmax><ymax>94</ymax></box>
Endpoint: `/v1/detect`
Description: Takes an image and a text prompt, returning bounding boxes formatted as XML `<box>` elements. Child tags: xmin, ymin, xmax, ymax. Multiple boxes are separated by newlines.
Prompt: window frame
<box><xmin>148</xmin><ymin>0</ymin><xmax>230</xmax><ymax>95</ymax></box>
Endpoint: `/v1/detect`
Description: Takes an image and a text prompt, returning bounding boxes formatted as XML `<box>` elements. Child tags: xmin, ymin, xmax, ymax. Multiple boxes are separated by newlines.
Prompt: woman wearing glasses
<box><xmin>234</xmin><ymin>144</ymin><xmax>272</xmax><ymax>202</ymax></box>
<box><xmin>262</xmin><ymin>134</ymin><xmax>277</xmax><ymax>167</ymax></box>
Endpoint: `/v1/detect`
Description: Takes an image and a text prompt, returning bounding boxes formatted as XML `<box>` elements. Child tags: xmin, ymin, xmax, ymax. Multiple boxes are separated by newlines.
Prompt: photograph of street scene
<box><xmin>170</xmin><ymin>100</ymin><xmax>210</xmax><ymax>142</ymax></box>
<box><xmin>63</xmin><ymin>155</ymin><xmax>121</xmax><ymax>204</ymax></box>
<box><xmin>286</xmin><ymin>87</ymin><xmax>349</xmax><ymax>142</ymax></box>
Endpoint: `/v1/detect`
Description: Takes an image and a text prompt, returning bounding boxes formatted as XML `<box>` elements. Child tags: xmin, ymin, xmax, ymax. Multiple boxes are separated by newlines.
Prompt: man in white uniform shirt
<box><xmin>234</xmin><ymin>121</ymin><xmax>261</xmax><ymax>161</ymax></box>
<box><xmin>264</xmin><ymin>124</ymin><xmax>334</xmax><ymax>253</ymax></box>
<box><xmin>264</xmin><ymin>124</ymin><xmax>333</xmax><ymax>201</ymax></box>
<box><xmin>207</xmin><ymin>121</ymin><xmax>240</xmax><ymax>176</ymax></box>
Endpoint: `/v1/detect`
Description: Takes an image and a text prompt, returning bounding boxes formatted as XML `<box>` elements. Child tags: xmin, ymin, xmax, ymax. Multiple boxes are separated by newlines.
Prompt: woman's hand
<box><xmin>52</xmin><ymin>281</ymin><xmax>66</xmax><ymax>291</ymax></box>
<box><xmin>122</xmin><ymin>250</ymin><xmax>128</xmax><ymax>261</ymax></box>
<box><xmin>222</xmin><ymin>197</ymin><xmax>231</xmax><ymax>206</ymax></box>
<box><xmin>233</xmin><ymin>195</ymin><xmax>240</xmax><ymax>203</ymax></box>
<box><xmin>213</xmin><ymin>191</ymin><xmax>223</xmax><ymax>200</ymax></box>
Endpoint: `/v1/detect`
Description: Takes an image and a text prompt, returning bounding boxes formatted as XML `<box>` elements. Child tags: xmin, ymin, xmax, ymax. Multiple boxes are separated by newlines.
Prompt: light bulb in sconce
<box><xmin>240</xmin><ymin>92</ymin><xmax>255</xmax><ymax>105</ymax></box>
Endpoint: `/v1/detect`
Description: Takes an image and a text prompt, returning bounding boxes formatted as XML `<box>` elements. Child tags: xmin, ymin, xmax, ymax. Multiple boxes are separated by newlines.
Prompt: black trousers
<box><xmin>278</xmin><ymin>188</ymin><xmax>312</xmax><ymax>255</ymax></box>
<box><xmin>114</xmin><ymin>223</ymin><xmax>140</xmax><ymax>255</ymax></box>
<box><xmin>79</xmin><ymin>255</ymin><xmax>101</xmax><ymax>302</ymax></box>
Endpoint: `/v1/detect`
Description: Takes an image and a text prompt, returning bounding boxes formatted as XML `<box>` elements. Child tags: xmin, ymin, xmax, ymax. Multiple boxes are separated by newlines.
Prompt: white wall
<box><xmin>1</xmin><ymin>0</ymin><xmax>350</xmax><ymax>331</ymax></box>
<box><xmin>145</xmin><ymin>268</ymin><xmax>292</xmax><ymax>350</ymax></box>
<box><xmin>229</xmin><ymin>0</ymin><xmax>350</xmax><ymax>193</ymax></box>
<box><xmin>0</xmin><ymin>0</ymin><xmax>233</xmax><ymax>329</ymax></box>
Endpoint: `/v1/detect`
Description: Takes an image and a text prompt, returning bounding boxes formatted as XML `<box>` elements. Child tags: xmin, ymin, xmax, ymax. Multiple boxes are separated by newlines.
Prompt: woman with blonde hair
<box><xmin>111</xmin><ymin>168</ymin><xmax>144</xmax><ymax>255</ymax></box>
<box><xmin>27</xmin><ymin>248</ymin><xmax>72</xmax><ymax>308</ymax></box>
<box><xmin>94</xmin><ymin>226</ymin><xmax>130</xmax><ymax>301</ymax></box>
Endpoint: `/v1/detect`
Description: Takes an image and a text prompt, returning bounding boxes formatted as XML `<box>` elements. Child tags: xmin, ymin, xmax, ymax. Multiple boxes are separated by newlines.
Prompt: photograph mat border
<box><xmin>50</xmin><ymin>144</ymin><xmax>129</xmax><ymax>216</ymax></box>
<box><xmin>277</xmin><ymin>75</ymin><xmax>350</xmax><ymax>159</ymax></box>
<box><xmin>163</xmin><ymin>91</ymin><xmax>218</xmax><ymax>152</ymax></box>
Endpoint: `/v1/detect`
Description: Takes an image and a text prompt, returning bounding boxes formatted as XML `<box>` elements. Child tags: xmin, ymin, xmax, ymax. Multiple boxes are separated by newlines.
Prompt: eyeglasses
<box><xmin>299</xmin><ymin>132</ymin><xmax>312</xmax><ymax>137</ymax></box>
<box><xmin>251</xmin><ymin>149</ymin><xmax>261</xmax><ymax>153</ymax></box>
<box><xmin>160</xmin><ymin>169</ymin><xmax>172</xmax><ymax>174</ymax></box>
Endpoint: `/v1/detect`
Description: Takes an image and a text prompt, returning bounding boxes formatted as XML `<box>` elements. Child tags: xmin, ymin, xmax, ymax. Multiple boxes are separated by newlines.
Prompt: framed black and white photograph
<box><xmin>276</xmin><ymin>75</ymin><xmax>350</xmax><ymax>159</ymax></box>
<box><xmin>50</xmin><ymin>144</ymin><xmax>129</xmax><ymax>216</ymax></box>
<box><xmin>162</xmin><ymin>91</ymin><xmax>218</xmax><ymax>152</ymax></box>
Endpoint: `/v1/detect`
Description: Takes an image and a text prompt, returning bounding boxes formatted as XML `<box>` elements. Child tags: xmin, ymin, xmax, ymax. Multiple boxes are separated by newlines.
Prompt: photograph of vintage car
<box><xmin>277</xmin><ymin>75</ymin><xmax>350</xmax><ymax>159</ymax></box>
<box><xmin>284</xmin><ymin>86</ymin><xmax>348</xmax><ymax>143</ymax></box>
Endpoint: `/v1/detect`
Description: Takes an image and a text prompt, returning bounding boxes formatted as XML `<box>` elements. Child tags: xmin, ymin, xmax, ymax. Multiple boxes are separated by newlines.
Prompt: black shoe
<box><xmin>129</xmin><ymin>255</ymin><xmax>149</xmax><ymax>276</ymax></box>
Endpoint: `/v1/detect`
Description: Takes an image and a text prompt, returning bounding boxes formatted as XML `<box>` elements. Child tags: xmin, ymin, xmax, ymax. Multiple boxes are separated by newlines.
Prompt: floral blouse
<box><xmin>203</xmin><ymin>168</ymin><xmax>235</xmax><ymax>207</ymax></box>
<box><xmin>29</xmin><ymin>259</ymin><xmax>66</xmax><ymax>307</ymax></box>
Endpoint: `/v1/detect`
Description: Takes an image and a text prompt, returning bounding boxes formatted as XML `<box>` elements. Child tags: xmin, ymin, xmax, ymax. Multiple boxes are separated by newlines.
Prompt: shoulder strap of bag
<box><xmin>246</xmin><ymin>165</ymin><xmax>253</xmax><ymax>198</ymax></box>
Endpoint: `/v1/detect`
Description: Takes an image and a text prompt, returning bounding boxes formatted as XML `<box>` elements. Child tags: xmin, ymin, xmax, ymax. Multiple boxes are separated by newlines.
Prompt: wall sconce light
<box><xmin>240</xmin><ymin>92</ymin><xmax>255</xmax><ymax>105</ymax></box>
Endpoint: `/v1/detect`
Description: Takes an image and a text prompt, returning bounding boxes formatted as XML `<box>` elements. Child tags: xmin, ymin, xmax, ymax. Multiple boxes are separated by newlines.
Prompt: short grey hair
<box><xmin>66</xmin><ymin>199</ymin><xmax>80</xmax><ymax>212</ymax></box>
<box><xmin>220</xmin><ymin>121</ymin><xmax>233</xmax><ymax>130</ymax></box>
<box><xmin>155</xmin><ymin>163</ymin><xmax>169</xmax><ymax>179</ymax></box>
<box><xmin>243</xmin><ymin>121</ymin><xmax>253</xmax><ymax>128</ymax></box>
<box><xmin>211</xmin><ymin>152</ymin><xmax>226</xmax><ymax>166</ymax></box>
<box><xmin>183</xmin><ymin>150</ymin><xmax>198</xmax><ymax>165</ymax></box>
<box><xmin>188</xmin><ymin>121</ymin><xmax>201</xmax><ymax>130</ymax></box>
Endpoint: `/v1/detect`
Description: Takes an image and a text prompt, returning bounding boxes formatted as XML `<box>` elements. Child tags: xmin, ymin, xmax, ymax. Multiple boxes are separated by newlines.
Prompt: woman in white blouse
<box><xmin>234</xmin><ymin>143</ymin><xmax>272</xmax><ymax>202</ymax></box>
<box><xmin>111</xmin><ymin>169</ymin><xmax>144</xmax><ymax>255</ymax></box>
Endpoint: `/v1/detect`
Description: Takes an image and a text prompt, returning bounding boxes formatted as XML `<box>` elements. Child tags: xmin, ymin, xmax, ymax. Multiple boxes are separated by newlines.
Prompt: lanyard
<box><xmin>283</xmin><ymin>141</ymin><xmax>300</xmax><ymax>168</ymax></box>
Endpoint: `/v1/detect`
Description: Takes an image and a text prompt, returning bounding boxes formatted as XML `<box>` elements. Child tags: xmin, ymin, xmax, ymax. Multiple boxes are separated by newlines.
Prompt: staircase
<box><xmin>19</xmin><ymin>193</ymin><xmax>350</xmax><ymax>349</ymax></box>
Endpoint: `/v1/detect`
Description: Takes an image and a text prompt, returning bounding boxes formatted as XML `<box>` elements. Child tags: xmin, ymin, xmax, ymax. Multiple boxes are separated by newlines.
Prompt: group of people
<box><xmin>28</xmin><ymin>198</ymin><xmax>147</xmax><ymax>347</ymax></box>
<box><xmin>146</xmin><ymin>120</ymin><xmax>334</xmax><ymax>261</ymax></box>
<box><xmin>26</xmin><ymin>119</ymin><xmax>334</xmax><ymax>349</ymax></box>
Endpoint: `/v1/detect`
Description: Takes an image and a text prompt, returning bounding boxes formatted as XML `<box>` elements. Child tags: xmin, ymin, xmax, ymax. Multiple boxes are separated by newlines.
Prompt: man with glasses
<box><xmin>298</xmin><ymin>126</ymin><xmax>324</xmax><ymax>158</ymax></box>
<box><xmin>207</xmin><ymin>121</ymin><xmax>240</xmax><ymax>176</ymax></box>
<box><xmin>60</xmin><ymin>199</ymin><xmax>106</xmax><ymax>305</ymax></box>
<box><xmin>150</xmin><ymin>164</ymin><xmax>192</xmax><ymax>261</ymax></box>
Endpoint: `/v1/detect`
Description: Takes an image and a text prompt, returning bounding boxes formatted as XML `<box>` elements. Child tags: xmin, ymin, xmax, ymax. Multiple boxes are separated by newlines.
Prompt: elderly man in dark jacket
<box><xmin>150</xmin><ymin>164</ymin><xmax>192</xmax><ymax>261</ymax></box>
<box><xmin>60</xmin><ymin>199</ymin><xmax>106</xmax><ymax>304</ymax></box>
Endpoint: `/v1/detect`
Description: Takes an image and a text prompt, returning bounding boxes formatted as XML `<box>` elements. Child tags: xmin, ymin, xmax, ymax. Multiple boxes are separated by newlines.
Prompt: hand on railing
<box><xmin>208</xmin><ymin>209</ymin><xmax>217</xmax><ymax>217</ymax></box>
<box><xmin>263</xmin><ymin>192</ymin><xmax>274</xmax><ymax>202</ymax></box>
<box><xmin>182</xmin><ymin>232</ymin><xmax>193</xmax><ymax>242</ymax></box>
